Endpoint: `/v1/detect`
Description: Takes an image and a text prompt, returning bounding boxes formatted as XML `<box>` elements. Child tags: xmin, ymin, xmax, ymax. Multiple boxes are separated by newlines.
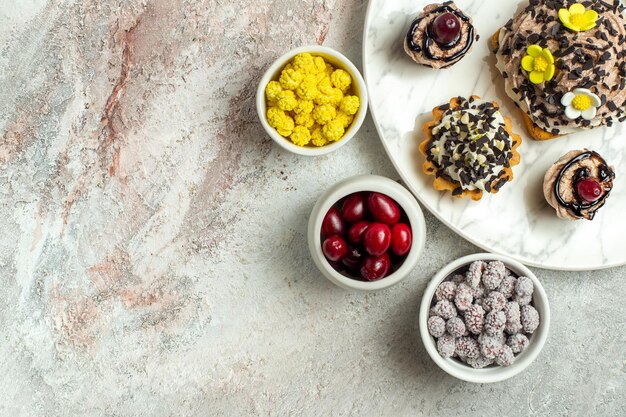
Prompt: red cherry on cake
<box><xmin>576</xmin><ymin>178</ymin><xmax>603</xmax><ymax>202</ymax></box>
<box><xmin>430</xmin><ymin>12</ymin><xmax>461</xmax><ymax>45</ymax></box>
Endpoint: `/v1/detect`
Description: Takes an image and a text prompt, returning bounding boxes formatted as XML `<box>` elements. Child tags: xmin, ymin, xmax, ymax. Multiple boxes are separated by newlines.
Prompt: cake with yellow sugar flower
<box><xmin>491</xmin><ymin>0</ymin><xmax>626</xmax><ymax>140</ymax></box>
<box><xmin>264</xmin><ymin>53</ymin><xmax>360</xmax><ymax>147</ymax></box>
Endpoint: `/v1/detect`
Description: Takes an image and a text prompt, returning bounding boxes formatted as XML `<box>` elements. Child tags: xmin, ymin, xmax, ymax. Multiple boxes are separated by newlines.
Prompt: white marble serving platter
<box><xmin>363</xmin><ymin>0</ymin><xmax>626</xmax><ymax>270</ymax></box>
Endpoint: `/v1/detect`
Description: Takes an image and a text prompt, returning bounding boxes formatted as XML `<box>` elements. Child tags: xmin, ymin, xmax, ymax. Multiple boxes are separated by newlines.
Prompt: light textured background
<box><xmin>0</xmin><ymin>1</ymin><xmax>624</xmax><ymax>416</ymax></box>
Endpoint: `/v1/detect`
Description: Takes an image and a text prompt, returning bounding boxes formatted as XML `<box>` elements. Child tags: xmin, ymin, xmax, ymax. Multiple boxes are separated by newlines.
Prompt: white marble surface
<box><xmin>0</xmin><ymin>0</ymin><xmax>625</xmax><ymax>416</ymax></box>
<box><xmin>364</xmin><ymin>0</ymin><xmax>626</xmax><ymax>270</ymax></box>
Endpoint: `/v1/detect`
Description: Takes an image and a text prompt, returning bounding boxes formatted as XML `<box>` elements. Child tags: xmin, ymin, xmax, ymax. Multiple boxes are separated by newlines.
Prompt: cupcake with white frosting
<box><xmin>419</xmin><ymin>96</ymin><xmax>522</xmax><ymax>201</ymax></box>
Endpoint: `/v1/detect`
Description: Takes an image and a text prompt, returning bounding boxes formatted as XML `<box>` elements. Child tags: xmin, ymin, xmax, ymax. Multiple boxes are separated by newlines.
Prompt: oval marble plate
<box><xmin>363</xmin><ymin>0</ymin><xmax>626</xmax><ymax>270</ymax></box>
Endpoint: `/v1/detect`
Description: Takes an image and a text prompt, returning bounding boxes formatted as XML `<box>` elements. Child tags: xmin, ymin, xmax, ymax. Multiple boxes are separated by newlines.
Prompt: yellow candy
<box><xmin>294</xmin><ymin>112</ymin><xmax>315</xmax><ymax>128</ymax></box>
<box><xmin>312</xmin><ymin>104</ymin><xmax>336</xmax><ymax>125</ymax></box>
<box><xmin>311</xmin><ymin>126</ymin><xmax>328</xmax><ymax>147</ymax></box>
<box><xmin>312</xmin><ymin>56</ymin><xmax>326</xmax><ymax>74</ymax></box>
<box><xmin>290</xmin><ymin>126</ymin><xmax>312</xmax><ymax>146</ymax></box>
<box><xmin>317</xmin><ymin>77</ymin><xmax>333</xmax><ymax>95</ymax></box>
<box><xmin>322</xmin><ymin>119</ymin><xmax>345</xmax><ymax>142</ymax></box>
<box><xmin>340</xmin><ymin>95</ymin><xmax>360</xmax><ymax>115</ymax></box>
<box><xmin>331</xmin><ymin>69</ymin><xmax>352</xmax><ymax>92</ymax></box>
<box><xmin>264</xmin><ymin>54</ymin><xmax>359</xmax><ymax>147</ymax></box>
<box><xmin>328</xmin><ymin>88</ymin><xmax>344</xmax><ymax>106</ymax></box>
<box><xmin>276</xmin><ymin>114</ymin><xmax>295</xmax><ymax>137</ymax></box>
<box><xmin>279</xmin><ymin>68</ymin><xmax>305</xmax><ymax>90</ymax></box>
<box><xmin>294</xmin><ymin>99</ymin><xmax>314</xmax><ymax>114</ymax></box>
<box><xmin>267</xmin><ymin>107</ymin><xmax>294</xmax><ymax>137</ymax></box>
<box><xmin>293</xmin><ymin>53</ymin><xmax>315</xmax><ymax>73</ymax></box>
<box><xmin>334</xmin><ymin>111</ymin><xmax>354</xmax><ymax>128</ymax></box>
<box><xmin>295</xmin><ymin>75</ymin><xmax>319</xmax><ymax>100</ymax></box>
<box><xmin>265</xmin><ymin>81</ymin><xmax>283</xmax><ymax>102</ymax></box>
<box><xmin>267</xmin><ymin>107</ymin><xmax>286</xmax><ymax>129</ymax></box>
<box><xmin>277</xmin><ymin>90</ymin><xmax>297</xmax><ymax>111</ymax></box>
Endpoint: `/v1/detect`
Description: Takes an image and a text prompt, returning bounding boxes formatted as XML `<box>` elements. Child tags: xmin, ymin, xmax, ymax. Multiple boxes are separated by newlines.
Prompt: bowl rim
<box><xmin>256</xmin><ymin>45</ymin><xmax>368</xmax><ymax>156</ymax></box>
<box><xmin>308</xmin><ymin>174</ymin><xmax>426</xmax><ymax>291</ymax></box>
<box><xmin>418</xmin><ymin>253</ymin><xmax>551</xmax><ymax>383</ymax></box>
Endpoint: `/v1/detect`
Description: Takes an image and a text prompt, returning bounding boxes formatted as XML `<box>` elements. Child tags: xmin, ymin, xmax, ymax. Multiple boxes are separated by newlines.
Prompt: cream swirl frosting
<box><xmin>495</xmin><ymin>0</ymin><xmax>626</xmax><ymax>134</ymax></box>
<box><xmin>425</xmin><ymin>97</ymin><xmax>515</xmax><ymax>193</ymax></box>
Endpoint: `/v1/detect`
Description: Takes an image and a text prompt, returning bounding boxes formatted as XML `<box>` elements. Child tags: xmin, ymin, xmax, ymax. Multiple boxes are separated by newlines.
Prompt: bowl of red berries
<box><xmin>308</xmin><ymin>175</ymin><xmax>426</xmax><ymax>290</ymax></box>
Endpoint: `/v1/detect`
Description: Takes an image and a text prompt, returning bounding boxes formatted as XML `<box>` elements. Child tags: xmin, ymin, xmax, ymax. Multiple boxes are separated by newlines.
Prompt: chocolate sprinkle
<box><xmin>495</xmin><ymin>0</ymin><xmax>626</xmax><ymax>132</ymax></box>
<box><xmin>426</xmin><ymin>97</ymin><xmax>515</xmax><ymax>194</ymax></box>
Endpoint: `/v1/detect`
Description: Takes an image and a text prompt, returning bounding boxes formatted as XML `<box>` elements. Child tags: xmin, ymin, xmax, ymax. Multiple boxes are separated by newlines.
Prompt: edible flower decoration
<box><xmin>521</xmin><ymin>45</ymin><xmax>555</xmax><ymax>84</ymax></box>
<box><xmin>558</xmin><ymin>3</ymin><xmax>598</xmax><ymax>32</ymax></box>
<box><xmin>561</xmin><ymin>88</ymin><xmax>601</xmax><ymax>120</ymax></box>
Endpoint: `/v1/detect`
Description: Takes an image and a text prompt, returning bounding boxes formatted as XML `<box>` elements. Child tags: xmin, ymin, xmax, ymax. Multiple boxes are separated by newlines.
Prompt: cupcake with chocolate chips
<box><xmin>543</xmin><ymin>149</ymin><xmax>615</xmax><ymax>220</ymax></box>
<box><xmin>404</xmin><ymin>2</ymin><xmax>479</xmax><ymax>69</ymax></box>
<box><xmin>419</xmin><ymin>96</ymin><xmax>522</xmax><ymax>201</ymax></box>
<box><xmin>492</xmin><ymin>0</ymin><xmax>626</xmax><ymax>140</ymax></box>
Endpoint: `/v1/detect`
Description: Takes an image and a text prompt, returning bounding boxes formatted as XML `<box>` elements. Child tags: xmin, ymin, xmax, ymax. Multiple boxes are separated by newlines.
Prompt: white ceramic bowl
<box><xmin>308</xmin><ymin>175</ymin><xmax>426</xmax><ymax>291</ymax></box>
<box><xmin>419</xmin><ymin>253</ymin><xmax>550</xmax><ymax>383</ymax></box>
<box><xmin>256</xmin><ymin>45</ymin><xmax>368</xmax><ymax>156</ymax></box>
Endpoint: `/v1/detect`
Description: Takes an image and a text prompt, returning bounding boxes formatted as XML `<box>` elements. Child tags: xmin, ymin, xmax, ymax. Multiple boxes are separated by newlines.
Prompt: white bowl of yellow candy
<box><xmin>256</xmin><ymin>45</ymin><xmax>368</xmax><ymax>156</ymax></box>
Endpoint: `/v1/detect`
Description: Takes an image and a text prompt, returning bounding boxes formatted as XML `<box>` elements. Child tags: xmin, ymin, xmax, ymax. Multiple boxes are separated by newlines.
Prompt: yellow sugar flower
<box><xmin>559</xmin><ymin>3</ymin><xmax>598</xmax><ymax>32</ymax></box>
<box><xmin>520</xmin><ymin>45</ymin><xmax>555</xmax><ymax>85</ymax></box>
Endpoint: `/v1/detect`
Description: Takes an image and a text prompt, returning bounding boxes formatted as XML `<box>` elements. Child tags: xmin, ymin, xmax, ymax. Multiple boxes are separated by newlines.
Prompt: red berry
<box><xmin>348</xmin><ymin>221</ymin><xmax>371</xmax><ymax>244</ymax></box>
<box><xmin>362</xmin><ymin>223</ymin><xmax>391</xmax><ymax>256</ymax></box>
<box><xmin>390</xmin><ymin>223</ymin><xmax>412</xmax><ymax>257</ymax></box>
<box><xmin>430</xmin><ymin>12</ymin><xmax>461</xmax><ymax>45</ymax></box>
<box><xmin>342</xmin><ymin>246</ymin><xmax>364</xmax><ymax>271</ymax></box>
<box><xmin>321</xmin><ymin>207</ymin><xmax>346</xmax><ymax>239</ymax></box>
<box><xmin>360</xmin><ymin>253</ymin><xmax>391</xmax><ymax>281</ymax></box>
<box><xmin>322</xmin><ymin>236</ymin><xmax>348</xmax><ymax>262</ymax></box>
<box><xmin>341</xmin><ymin>193</ymin><xmax>367</xmax><ymax>224</ymax></box>
<box><xmin>576</xmin><ymin>178</ymin><xmax>603</xmax><ymax>202</ymax></box>
<box><xmin>367</xmin><ymin>192</ymin><xmax>401</xmax><ymax>226</ymax></box>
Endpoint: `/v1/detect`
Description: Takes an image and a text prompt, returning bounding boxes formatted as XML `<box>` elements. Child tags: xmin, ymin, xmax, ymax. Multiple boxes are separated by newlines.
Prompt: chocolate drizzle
<box><xmin>406</xmin><ymin>2</ymin><xmax>475</xmax><ymax>63</ymax></box>
<box><xmin>554</xmin><ymin>150</ymin><xmax>615</xmax><ymax>219</ymax></box>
